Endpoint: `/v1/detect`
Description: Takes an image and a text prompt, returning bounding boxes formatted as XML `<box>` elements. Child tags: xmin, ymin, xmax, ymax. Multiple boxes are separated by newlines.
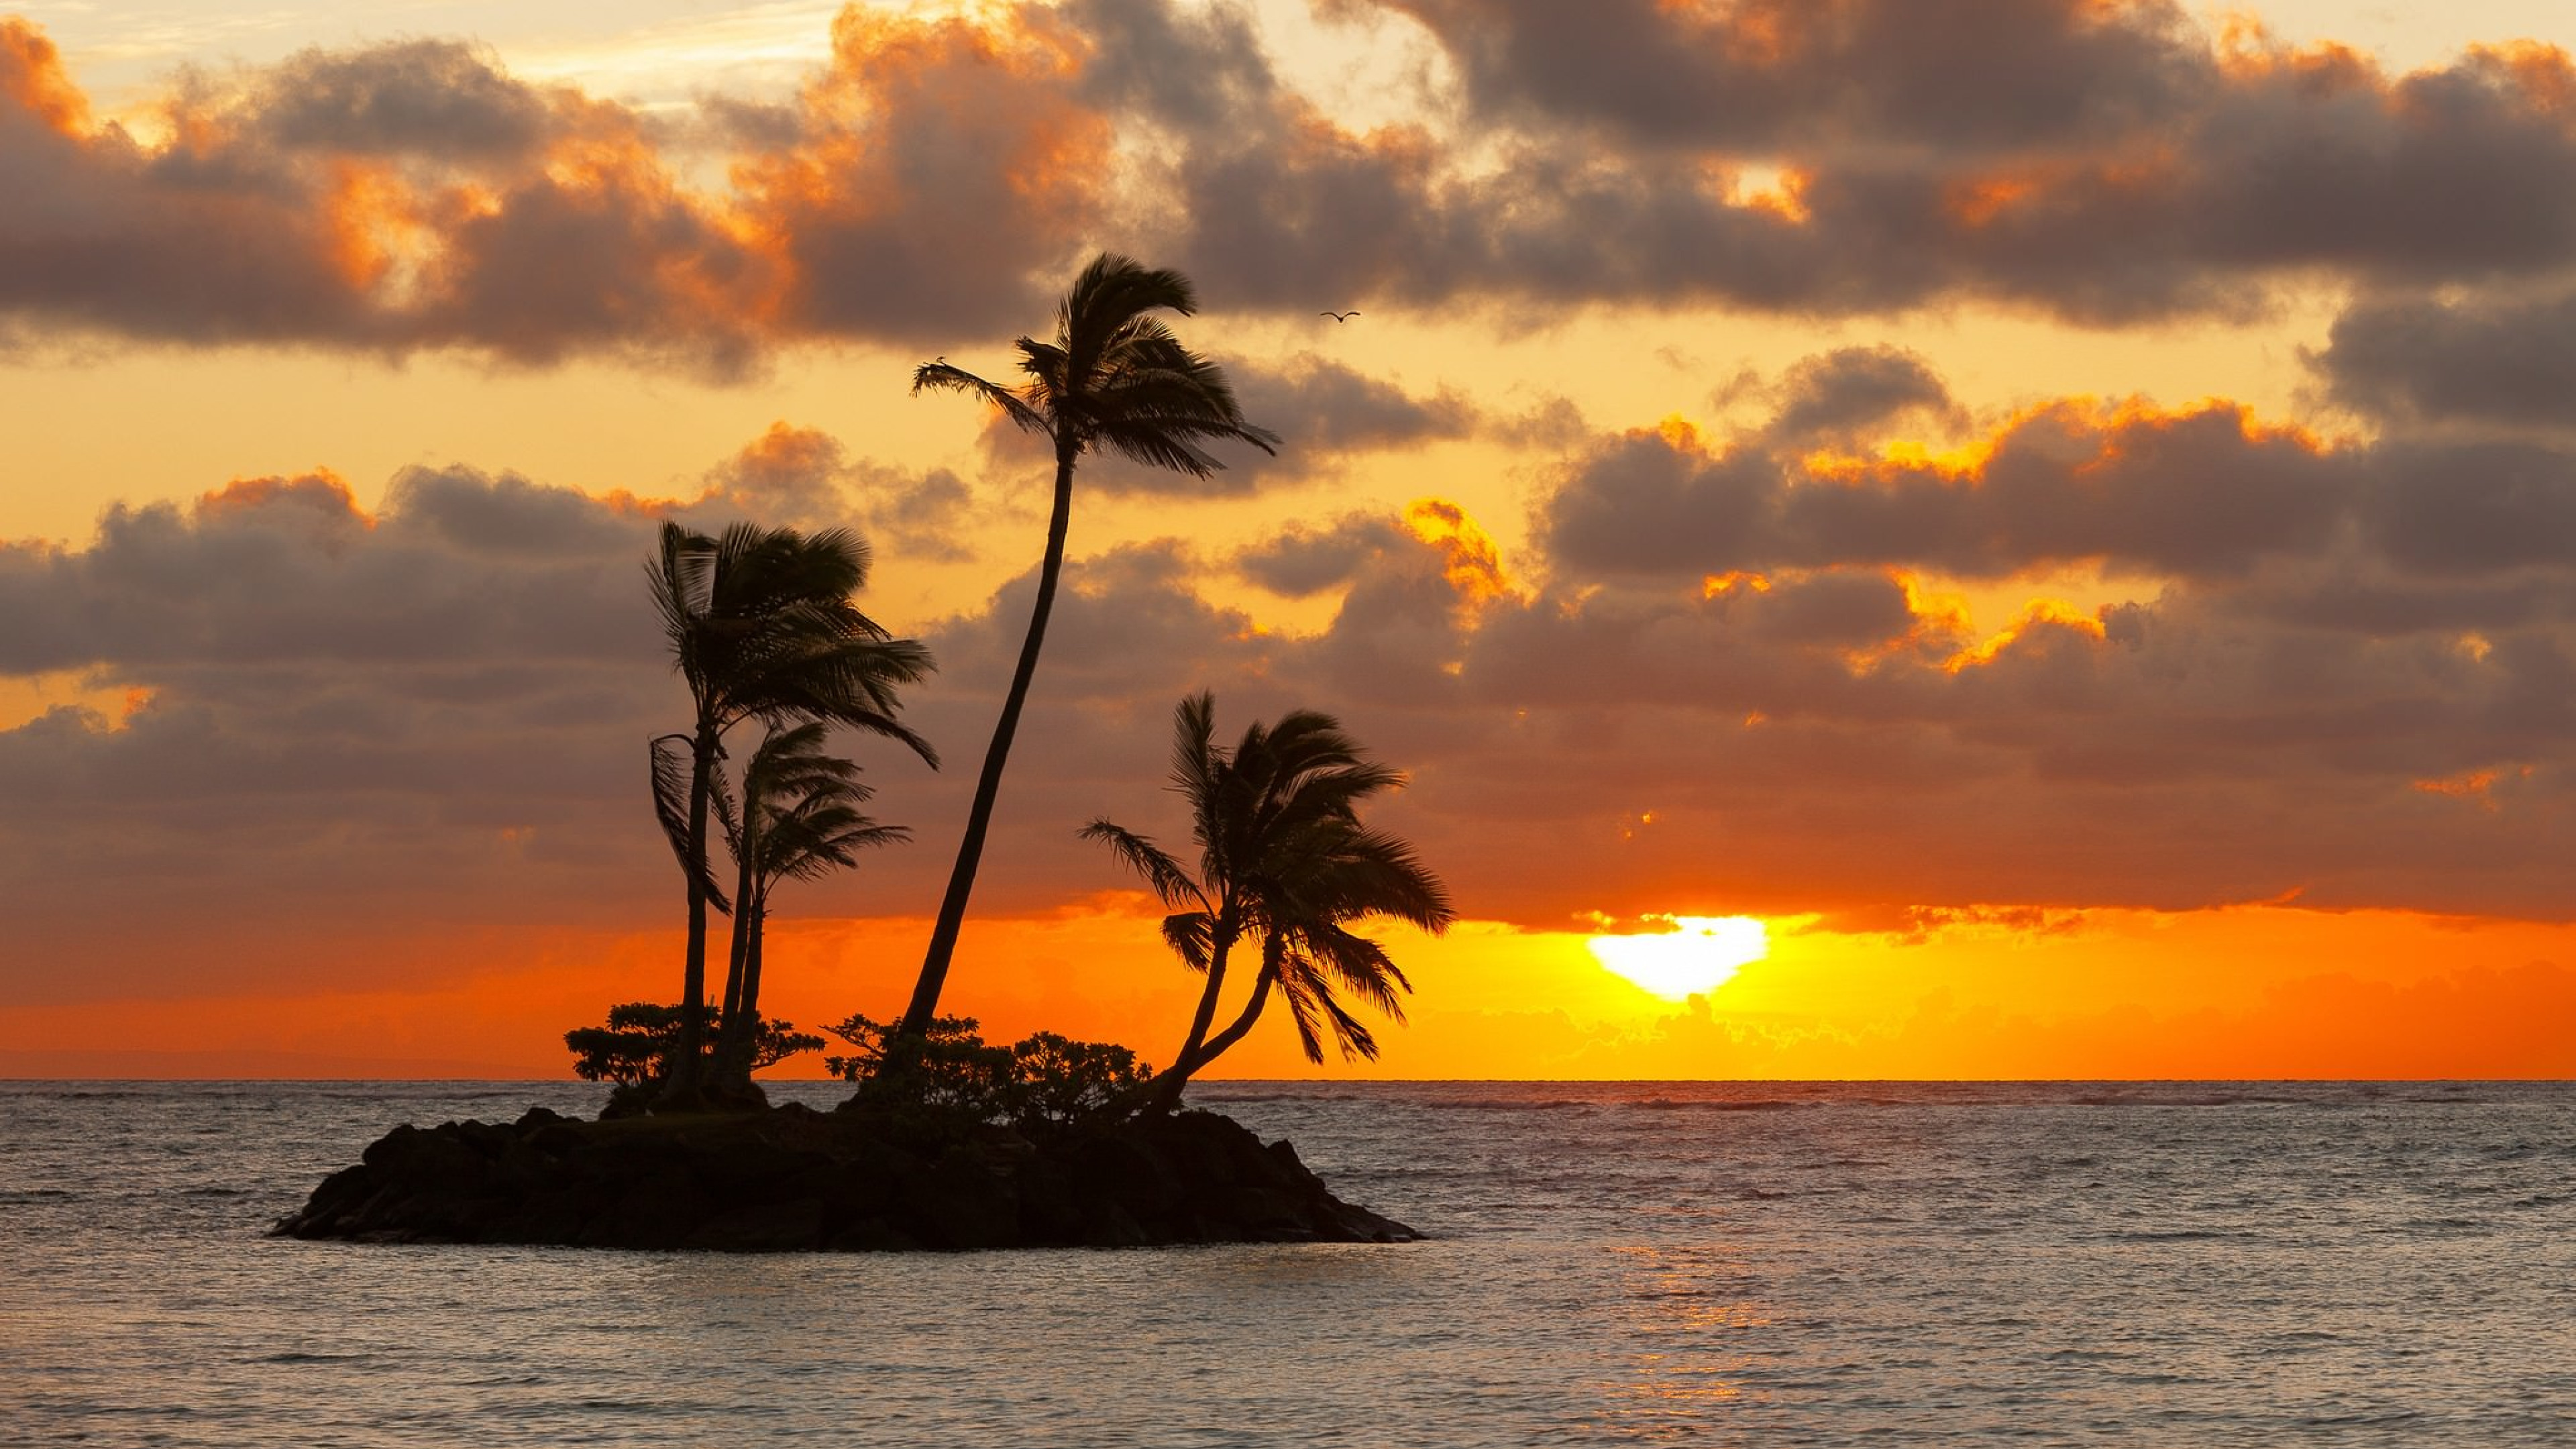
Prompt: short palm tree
<box><xmin>900</xmin><ymin>255</ymin><xmax>1279</xmax><ymax>1041</ymax></box>
<box><xmin>1085</xmin><ymin>693</ymin><xmax>1452</xmax><ymax>1112</ymax></box>
<box><xmin>709</xmin><ymin>722</ymin><xmax>910</xmax><ymax>1089</ymax></box>
<box><xmin>647</xmin><ymin>521</ymin><xmax>934</xmax><ymax>1108</ymax></box>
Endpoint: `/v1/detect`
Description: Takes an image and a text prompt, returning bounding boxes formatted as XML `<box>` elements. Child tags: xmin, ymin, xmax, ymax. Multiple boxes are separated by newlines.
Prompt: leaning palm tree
<box><xmin>648</xmin><ymin>521</ymin><xmax>934</xmax><ymax>1108</ymax></box>
<box><xmin>709</xmin><ymin>722</ymin><xmax>910</xmax><ymax>1089</ymax></box>
<box><xmin>1084</xmin><ymin>693</ymin><xmax>1452</xmax><ymax>1112</ymax></box>
<box><xmin>900</xmin><ymin>254</ymin><xmax>1278</xmax><ymax>1040</ymax></box>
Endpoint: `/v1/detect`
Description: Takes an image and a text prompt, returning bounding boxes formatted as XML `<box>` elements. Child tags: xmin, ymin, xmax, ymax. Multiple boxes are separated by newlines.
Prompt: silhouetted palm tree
<box><xmin>647</xmin><ymin>521</ymin><xmax>934</xmax><ymax>1108</ymax></box>
<box><xmin>902</xmin><ymin>254</ymin><xmax>1277</xmax><ymax>1039</ymax></box>
<box><xmin>1085</xmin><ymin>693</ymin><xmax>1451</xmax><ymax>1112</ymax></box>
<box><xmin>710</xmin><ymin>722</ymin><xmax>910</xmax><ymax>1089</ymax></box>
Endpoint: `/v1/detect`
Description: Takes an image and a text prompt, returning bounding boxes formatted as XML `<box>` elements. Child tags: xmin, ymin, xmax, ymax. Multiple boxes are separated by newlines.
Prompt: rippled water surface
<box><xmin>5</xmin><ymin>1080</ymin><xmax>2573</xmax><ymax>1446</ymax></box>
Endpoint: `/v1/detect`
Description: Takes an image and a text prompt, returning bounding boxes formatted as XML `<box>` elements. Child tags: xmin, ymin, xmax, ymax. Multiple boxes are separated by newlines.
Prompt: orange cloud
<box><xmin>2211</xmin><ymin>17</ymin><xmax>2378</xmax><ymax>90</ymax></box>
<box><xmin>195</xmin><ymin>470</ymin><xmax>374</xmax><ymax>528</ymax></box>
<box><xmin>2467</xmin><ymin>41</ymin><xmax>2576</xmax><ymax>112</ymax></box>
<box><xmin>0</xmin><ymin>18</ymin><xmax>87</xmax><ymax>136</ymax></box>
<box><xmin>1404</xmin><ymin>498</ymin><xmax>1515</xmax><ymax>606</ymax></box>
<box><xmin>1947</xmin><ymin>174</ymin><xmax>2035</xmax><ymax>228</ymax></box>
<box><xmin>1943</xmin><ymin>597</ymin><xmax>2108</xmax><ymax>672</ymax></box>
<box><xmin>735</xmin><ymin>3</ymin><xmax>1112</xmax><ymax>340</ymax></box>
<box><xmin>2411</xmin><ymin>765</ymin><xmax>2535</xmax><ymax>812</ymax></box>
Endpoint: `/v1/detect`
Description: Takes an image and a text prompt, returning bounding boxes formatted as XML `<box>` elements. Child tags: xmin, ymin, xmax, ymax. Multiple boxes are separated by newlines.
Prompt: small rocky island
<box><xmin>273</xmin><ymin>1104</ymin><xmax>1416</xmax><ymax>1252</ymax></box>
<box><xmin>273</xmin><ymin>396</ymin><xmax>1464</xmax><ymax>1258</ymax></box>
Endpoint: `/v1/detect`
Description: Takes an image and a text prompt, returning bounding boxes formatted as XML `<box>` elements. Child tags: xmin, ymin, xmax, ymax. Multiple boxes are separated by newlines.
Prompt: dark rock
<box><xmin>577</xmin><ymin>1164</ymin><xmax>712</xmax><ymax>1250</ymax></box>
<box><xmin>904</xmin><ymin>1148</ymin><xmax>1022</xmax><ymax>1250</ymax></box>
<box><xmin>824</xmin><ymin>1217</ymin><xmax>922</xmax><ymax>1252</ymax></box>
<box><xmin>686</xmin><ymin>1197</ymin><xmax>826</xmax><ymax>1252</ymax></box>
<box><xmin>271</xmin><ymin>1102</ymin><xmax>1419</xmax><ymax>1253</ymax></box>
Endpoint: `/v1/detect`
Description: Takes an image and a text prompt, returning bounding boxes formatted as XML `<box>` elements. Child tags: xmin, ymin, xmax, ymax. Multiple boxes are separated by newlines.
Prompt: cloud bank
<box><xmin>7</xmin><ymin>3</ymin><xmax>2576</xmax><ymax>366</ymax></box>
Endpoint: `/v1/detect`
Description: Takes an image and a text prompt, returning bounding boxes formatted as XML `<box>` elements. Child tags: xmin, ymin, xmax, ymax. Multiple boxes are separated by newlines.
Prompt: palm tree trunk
<box><xmin>727</xmin><ymin>906</ymin><xmax>769</xmax><ymax>1086</ymax></box>
<box><xmin>658</xmin><ymin>725</ymin><xmax>719</xmax><ymax>1110</ymax></box>
<box><xmin>1142</xmin><ymin>948</ymin><xmax>1277</xmax><ymax>1112</ymax></box>
<box><xmin>901</xmin><ymin>443</ymin><xmax>1076</xmax><ymax>1038</ymax></box>
<box><xmin>1171</xmin><ymin>916</ymin><xmax>1237</xmax><ymax>1079</ymax></box>
<box><xmin>716</xmin><ymin>849</ymin><xmax>755</xmax><ymax>1049</ymax></box>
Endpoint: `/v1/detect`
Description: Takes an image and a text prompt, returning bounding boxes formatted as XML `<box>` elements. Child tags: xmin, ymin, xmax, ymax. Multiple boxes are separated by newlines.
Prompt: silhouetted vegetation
<box><xmin>823</xmin><ymin>1014</ymin><xmax>1151</xmax><ymax>1134</ymax></box>
<box><xmin>564</xmin><ymin>1002</ymin><xmax>825</xmax><ymax>1110</ymax></box>
<box><xmin>709</xmin><ymin>722</ymin><xmax>908</xmax><ymax>1092</ymax></box>
<box><xmin>900</xmin><ymin>253</ymin><xmax>1278</xmax><ymax>1042</ymax></box>
<box><xmin>645</xmin><ymin>521</ymin><xmax>932</xmax><ymax>1109</ymax></box>
<box><xmin>590</xmin><ymin>269</ymin><xmax>1432</xmax><ymax>1120</ymax></box>
<box><xmin>1087</xmin><ymin>692</ymin><xmax>1453</xmax><ymax>1111</ymax></box>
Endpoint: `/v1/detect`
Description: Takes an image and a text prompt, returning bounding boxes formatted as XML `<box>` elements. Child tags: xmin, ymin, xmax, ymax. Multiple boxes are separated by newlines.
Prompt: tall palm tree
<box><xmin>647</xmin><ymin>521</ymin><xmax>934</xmax><ymax>1108</ymax></box>
<box><xmin>901</xmin><ymin>254</ymin><xmax>1278</xmax><ymax>1040</ymax></box>
<box><xmin>710</xmin><ymin>722</ymin><xmax>910</xmax><ymax>1089</ymax></box>
<box><xmin>1084</xmin><ymin>693</ymin><xmax>1452</xmax><ymax>1112</ymax></box>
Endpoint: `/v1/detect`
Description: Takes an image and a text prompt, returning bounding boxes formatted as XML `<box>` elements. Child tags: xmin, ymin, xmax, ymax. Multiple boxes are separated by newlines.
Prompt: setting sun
<box><xmin>1587</xmin><ymin>916</ymin><xmax>1768</xmax><ymax>1000</ymax></box>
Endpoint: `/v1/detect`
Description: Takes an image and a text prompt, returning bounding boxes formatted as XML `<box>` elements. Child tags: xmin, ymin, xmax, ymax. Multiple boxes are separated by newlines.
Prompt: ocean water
<box><xmin>3</xmin><ymin>1080</ymin><xmax>2571</xmax><ymax>1447</ymax></box>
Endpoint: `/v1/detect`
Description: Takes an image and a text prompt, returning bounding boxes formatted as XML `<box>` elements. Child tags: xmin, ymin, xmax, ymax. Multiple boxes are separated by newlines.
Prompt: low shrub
<box><xmin>823</xmin><ymin>1014</ymin><xmax>1150</xmax><ymax>1132</ymax></box>
<box><xmin>564</xmin><ymin>1002</ymin><xmax>825</xmax><ymax>1085</ymax></box>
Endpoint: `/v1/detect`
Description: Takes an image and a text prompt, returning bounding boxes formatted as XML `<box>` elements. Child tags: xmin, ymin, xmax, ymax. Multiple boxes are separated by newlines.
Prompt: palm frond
<box><xmin>1298</xmin><ymin>920</ymin><xmax>1411</xmax><ymax>1020</ymax></box>
<box><xmin>1161</xmin><ymin>910</ymin><xmax>1215</xmax><ymax>973</ymax></box>
<box><xmin>1079</xmin><ymin>818</ymin><xmax>1208</xmax><ymax>910</ymax></box>
<box><xmin>1091</xmin><ymin>423</ymin><xmax>1225</xmax><ymax>478</ymax></box>
<box><xmin>708</xmin><ymin>751</ymin><xmax>743</xmax><ymax>864</ymax></box>
<box><xmin>767</xmin><ymin>810</ymin><xmax>909</xmax><ymax>882</ymax></box>
<box><xmin>913</xmin><ymin>360</ymin><xmax>1048</xmax><ymax>436</ymax></box>
<box><xmin>1275</xmin><ymin>955</ymin><xmax>1332</xmax><ymax>1064</ymax></box>
<box><xmin>649</xmin><ymin>734</ymin><xmax>731</xmax><ymax>914</ymax></box>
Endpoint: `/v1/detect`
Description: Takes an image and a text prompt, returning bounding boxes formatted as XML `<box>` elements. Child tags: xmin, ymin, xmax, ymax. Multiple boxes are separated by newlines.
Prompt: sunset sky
<box><xmin>5</xmin><ymin>0</ymin><xmax>2575</xmax><ymax>1079</ymax></box>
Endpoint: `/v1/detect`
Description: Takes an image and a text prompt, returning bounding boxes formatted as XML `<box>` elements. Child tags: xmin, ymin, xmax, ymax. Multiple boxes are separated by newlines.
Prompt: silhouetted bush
<box><xmin>824</xmin><ymin>1014</ymin><xmax>1149</xmax><ymax>1132</ymax></box>
<box><xmin>1008</xmin><ymin>1032</ymin><xmax>1153</xmax><ymax>1127</ymax></box>
<box><xmin>566</xmin><ymin>1002</ymin><xmax>824</xmax><ymax>1085</ymax></box>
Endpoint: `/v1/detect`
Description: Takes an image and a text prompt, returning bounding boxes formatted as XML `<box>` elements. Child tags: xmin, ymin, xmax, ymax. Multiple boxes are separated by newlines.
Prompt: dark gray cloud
<box><xmin>11</xmin><ymin>4</ymin><xmax>2576</xmax><ymax>362</ymax></box>
<box><xmin>1234</xmin><ymin>514</ymin><xmax>1414</xmax><ymax>595</ymax></box>
<box><xmin>13</xmin><ymin>411</ymin><xmax>2576</xmax><ymax>1001</ymax></box>
<box><xmin>0</xmin><ymin>11</ymin><xmax>1102</xmax><ymax>370</ymax></box>
<box><xmin>2367</xmin><ymin>440</ymin><xmax>2576</xmax><ymax>577</ymax></box>
<box><xmin>0</xmin><ymin>19</ymin><xmax>763</xmax><ymax>370</ymax></box>
<box><xmin>884</xmin><ymin>487</ymin><xmax>2576</xmax><ymax>926</ymax></box>
<box><xmin>251</xmin><ymin>39</ymin><xmax>553</xmax><ymax>161</ymax></box>
<box><xmin>686</xmin><ymin>421</ymin><xmax>981</xmax><ymax>563</ymax></box>
<box><xmin>1068</xmin><ymin>0</ymin><xmax>1278</xmax><ymax>133</ymax></box>
<box><xmin>2317</xmin><ymin>289</ymin><xmax>2576</xmax><ymax>431</ymax></box>
<box><xmin>0</xmin><ymin>468</ymin><xmax>684</xmax><ymax>966</ymax></box>
<box><xmin>1542</xmin><ymin>388</ymin><xmax>2359</xmax><ymax>584</ymax></box>
<box><xmin>1362</xmin><ymin>543</ymin><xmax>2571</xmax><ymax>924</ymax></box>
<box><xmin>0</xmin><ymin>468</ymin><xmax>642</xmax><ymax>675</ymax></box>
<box><xmin>1359</xmin><ymin>0</ymin><xmax>2214</xmax><ymax>158</ymax></box>
<box><xmin>1136</xmin><ymin>1</ymin><xmax>2576</xmax><ymax>326</ymax></box>
<box><xmin>1764</xmin><ymin>345</ymin><xmax>1963</xmax><ymax>445</ymax></box>
<box><xmin>859</xmin><ymin>465</ymin><xmax>979</xmax><ymax>566</ymax></box>
<box><xmin>0</xmin><ymin>443</ymin><xmax>1008</xmax><ymax>993</ymax></box>
<box><xmin>740</xmin><ymin>6</ymin><xmax>1111</xmax><ymax>343</ymax></box>
<box><xmin>1229</xmin><ymin>352</ymin><xmax>1478</xmax><ymax>457</ymax></box>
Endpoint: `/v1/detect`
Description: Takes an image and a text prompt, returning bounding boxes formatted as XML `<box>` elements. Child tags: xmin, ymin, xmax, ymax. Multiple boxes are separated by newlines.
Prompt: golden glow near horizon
<box><xmin>1587</xmin><ymin>916</ymin><xmax>1770</xmax><ymax>1001</ymax></box>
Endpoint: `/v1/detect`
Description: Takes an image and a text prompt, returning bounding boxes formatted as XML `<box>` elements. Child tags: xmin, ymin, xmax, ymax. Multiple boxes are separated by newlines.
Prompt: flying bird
<box><xmin>1321</xmin><ymin>310</ymin><xmax>1360</xmax><ymax>322</ymax></box>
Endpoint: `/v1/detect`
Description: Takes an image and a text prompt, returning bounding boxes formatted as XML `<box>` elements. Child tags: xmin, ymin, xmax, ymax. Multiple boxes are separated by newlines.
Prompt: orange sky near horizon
<box><xmin>5</xmin><ymin>1</ymin><xmax>2576</xmax><ymax>1081</ymax></box>
<box><xmin>5</xmin><ymin>903</ymin><xmax>2571</xmax><ymax>1080</ymax></box>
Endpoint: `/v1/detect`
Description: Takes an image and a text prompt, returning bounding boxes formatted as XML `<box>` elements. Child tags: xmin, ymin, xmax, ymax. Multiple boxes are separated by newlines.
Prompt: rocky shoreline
<box><xmin>271</xmin><ymin>1104</ymin><xmax>1417</xmax><ymax>1252</ymax></box>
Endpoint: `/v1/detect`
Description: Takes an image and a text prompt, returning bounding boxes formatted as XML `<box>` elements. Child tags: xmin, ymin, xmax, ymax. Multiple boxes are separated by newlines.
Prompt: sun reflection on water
<box><xmin>1593</xmin><ymin>1243</ymin><xmax>1776</xmax><ymax>1436</ymax></box>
